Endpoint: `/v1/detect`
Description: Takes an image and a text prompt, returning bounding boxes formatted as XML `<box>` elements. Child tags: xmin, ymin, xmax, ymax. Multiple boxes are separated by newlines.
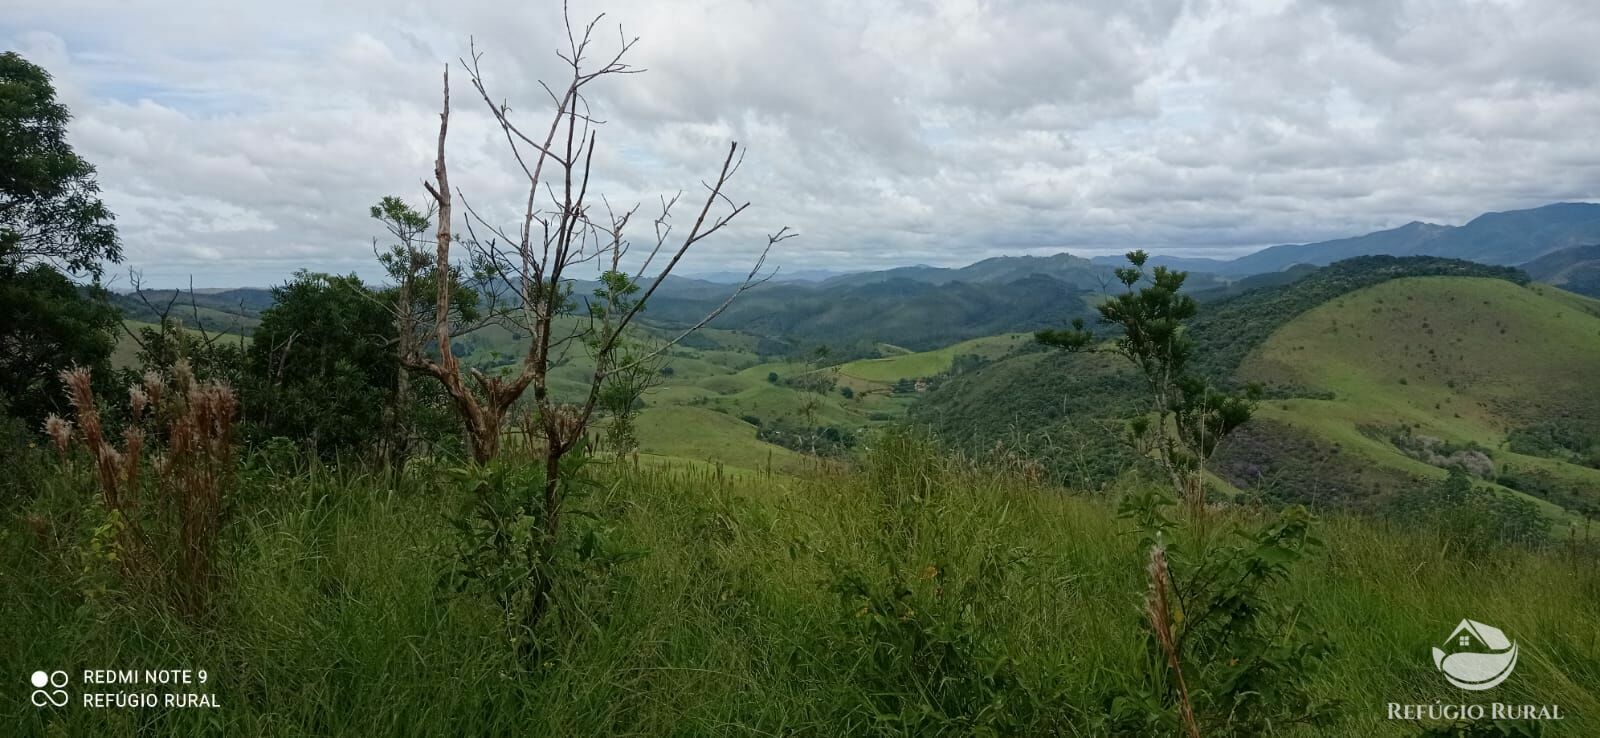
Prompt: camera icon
<box><xmin>30</xmin><ymin>670</ymin><xmax>69</xmax><ymax>707</ymax></box>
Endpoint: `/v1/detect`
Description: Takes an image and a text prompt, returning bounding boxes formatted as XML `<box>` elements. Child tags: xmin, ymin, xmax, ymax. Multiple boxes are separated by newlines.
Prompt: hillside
<box><xmin>1522</xmin><ymin>243</ymin><xmax>1600</xmax><ymax>297</ymax></box>
<box><xmin>11</xmin><ymin>439</ymin><xmax>1599</xmax><ymax>736</ymax></box>
<box><xmin>1224</xmin><ymin>277</ymin><xmax>1600</xmax><ymax>517</ymax></box>
<box><xmin>916</xmin><ymin>257</ymin><xmax>1600</xmax><ymax>523</ymax></box>
<box><xmin>109</xmin><ymin>288</ymin><xmax>269</xmax><ymax>336</ymax></box>
<box><xmin>645</xmin><ymin>274</ymin><xmax>1098</xmax><ymax>352</ymax></box>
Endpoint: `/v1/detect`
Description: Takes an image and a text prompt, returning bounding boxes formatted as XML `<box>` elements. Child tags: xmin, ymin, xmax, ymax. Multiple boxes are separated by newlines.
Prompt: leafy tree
<box><xmin>0</xmin><ymin>53</ymin><xmax>121</xmax><ymax>423</ymax></box>
<box><xmin>246</xmin><ymin>272</ymin><xmax>396</xmax><ymax>457</ymax></box>
<box><xmin>0</xmin><ymin>262</ymin><xmax>119</xmax><ymax>422</ymax></box>
<box><xmin>1038</xmin><ymin>250</ymin><xmax>1256</xmax><ymax>509</ymax></box>
<box><xmin>1</xmin><ymin>52</ymin><xmax>119</xmax><ymax>274</ymax></box>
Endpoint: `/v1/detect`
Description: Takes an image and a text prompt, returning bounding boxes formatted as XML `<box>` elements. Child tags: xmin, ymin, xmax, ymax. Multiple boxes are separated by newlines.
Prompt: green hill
<box><xmin>917</xmin><ymin>257</ymin><xmax>1600</xmax><ymax>524</ymax></box>
<box><xmin>836</xmin><ymin>333</ymin><xmax>1029</xmax><ymax>382</ymax></box>
<box><xmin>1220</xmin><ymin>277</ymin><xmax>1600</xmax><ymax>517</ymax></box>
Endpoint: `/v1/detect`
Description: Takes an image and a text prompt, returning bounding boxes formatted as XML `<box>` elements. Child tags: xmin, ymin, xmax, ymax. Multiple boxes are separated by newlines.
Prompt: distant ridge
<box><xmin>1223</xmin><ymin>202</ymin><xmax>1600</xmax><ymax>275</ymax></box>
<box><xmin>1521</xmin><ymin>243</ymin><xmax>1600</xmax><ymax>297</ymax></box>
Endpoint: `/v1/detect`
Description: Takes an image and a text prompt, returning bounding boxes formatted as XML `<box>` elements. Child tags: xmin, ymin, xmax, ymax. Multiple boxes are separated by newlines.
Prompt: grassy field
<box><xmin>5</xmin><ymin>436</ymin><xmax>1597</xmax><ymax>736</ymax></box>
<box><xmin>112</xmin><ymin>320</ymin><xmax>252</xmax><ymax>369</ymax></box>
<box><xmin>449</xmin><ymin>323</ymin><xmax>968</xmax><ymax>473</ymax></box>
<box><xmin>837</xmin><ymin>333</ymin><xmax>1031</xmax><ymax>383</ymax></box>
<box><xmin>1238</xmin><ymin>277</ymin><xmax>1600</xmax><ymax>518</ymax></box>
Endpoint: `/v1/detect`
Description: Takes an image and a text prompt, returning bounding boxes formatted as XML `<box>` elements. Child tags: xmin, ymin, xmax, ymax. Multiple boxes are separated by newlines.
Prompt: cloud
<box><xmin>5</xmin><ymin>0</ymin><xmax>1600</xmax><ymax>286</ymax></box>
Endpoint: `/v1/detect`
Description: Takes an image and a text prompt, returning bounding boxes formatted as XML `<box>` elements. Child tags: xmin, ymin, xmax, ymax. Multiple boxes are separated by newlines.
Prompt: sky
<box><xmin>7</xmin><ymin>0</ymin><xmax>1600</xmax><ymax>288</ymax></box>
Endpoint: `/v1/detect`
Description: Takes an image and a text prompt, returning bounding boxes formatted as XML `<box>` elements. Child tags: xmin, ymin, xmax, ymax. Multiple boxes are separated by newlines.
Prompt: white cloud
<box><xmin>5</xmin><ymin>0</ymin><xmax>1600</xmax><ymax>286</ymax></box>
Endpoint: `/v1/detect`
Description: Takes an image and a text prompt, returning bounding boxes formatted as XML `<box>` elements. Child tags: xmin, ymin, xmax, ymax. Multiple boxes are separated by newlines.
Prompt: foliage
<box><xmin>1104</xmin><ymin>491</ymin><xmax>1337</xmax><ymax>736</ymax></box>
<box><xmin>0</xmin><ymin>51</ymin><xmax>119</xmax><ymax>275</ymax></box>
<box><xmin>1389</xmin><ymin>468</ymin><xmax>1551</xmax><ymax>556</ymax></box>
<box><xmin>1507</xmin><ymin>420</ymin><xmax>1600</xmax><ymax>470</ymax></box>
<box><xmin>245</xmin><ymin>272</ymin><xmax>396</xmax><ymax>457</ymax></box>
<box><xmin>755</xmin><ymin>421</ymin><xmax>858</xmax><ymax>457</ymax></box>
<box><xmin>822</xmin><ymin>430</ymin><xmax>1048</xmax><ymax>735</ymax></box>
<box><xmin>444</xmin><ymin>447</ymin><xmax>642</xmax><ymax>659</ymax></box>
<box><xmin>783</xmin><ymin>371</ymin><xmax>837</xmax><ymax>395</ymax></box>
<box><xmin>121</xmin><ymin>313</ymin><xmax>246</xmax><ymax>386</ymax></box>
<box><xmin>0</xmin><ymin>261</ymin><xmax>120</xmax><ymax>423</ymax></box>
<box><xmin>913</xmin><ymin>347</ymin><xmax>1145</xmax><ymax>490</ymax></box>
<box><xmin>47</xmin><ymin>362</ymin><xmax>239</xmax><ymax>617</ymax></box>
<box><xmin>1038</xmin><ymin>250</ymin><xmax>1257</xmax><ymax>506</ymax></box>
<box><xmin>1362</xmin><ymin>424</ymin><xmax>1497</xmax><ymax>479</ymax></box>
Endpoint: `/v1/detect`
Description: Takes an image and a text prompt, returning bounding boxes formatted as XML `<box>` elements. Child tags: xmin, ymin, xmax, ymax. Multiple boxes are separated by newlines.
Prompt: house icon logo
<box><xmin>1432</xmin><ymin>619</ymin><xmax>1518</xmax><ymax>691</ymax></box>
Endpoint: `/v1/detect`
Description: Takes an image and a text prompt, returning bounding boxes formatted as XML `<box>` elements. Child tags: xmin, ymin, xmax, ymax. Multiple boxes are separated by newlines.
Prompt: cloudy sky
<box><xmin>7</xmin><ymin>0</ymin><xmax>1600</xmax><ymax>287</ymax></box>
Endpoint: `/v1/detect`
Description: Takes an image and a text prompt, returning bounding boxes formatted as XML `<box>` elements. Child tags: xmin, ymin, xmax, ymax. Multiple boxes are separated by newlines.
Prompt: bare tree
<box><xmin>403</xmin><ymin>12</ymin><xmax>790</xmax><ymax>487</ymax></box>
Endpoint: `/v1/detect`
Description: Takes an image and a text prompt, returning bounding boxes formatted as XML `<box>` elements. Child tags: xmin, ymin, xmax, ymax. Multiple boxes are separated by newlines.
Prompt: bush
<box><xmin>1104</xmin><ymin>491</ymin><xmax>1337</xmax><ymax>736</ymax></box>
<box><xmin>1389</xmin><ymin>469</ymin><xmax>1551</xmax><ymax>556</ymax></box>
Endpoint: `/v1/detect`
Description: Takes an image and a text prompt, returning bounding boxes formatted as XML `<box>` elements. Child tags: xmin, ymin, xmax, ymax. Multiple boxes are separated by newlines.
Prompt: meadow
<box><xmin>5</xmin><ymin>432</ymin><xmax>1597</xmax><ymax>736</ymax></box>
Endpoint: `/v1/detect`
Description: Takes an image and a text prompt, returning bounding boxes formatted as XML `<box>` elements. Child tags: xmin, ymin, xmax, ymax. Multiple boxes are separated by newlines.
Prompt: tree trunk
<box><xmin>469</xmin><ymin>410</ymin><xmax>501</xmax><ymax>465</ymax></box>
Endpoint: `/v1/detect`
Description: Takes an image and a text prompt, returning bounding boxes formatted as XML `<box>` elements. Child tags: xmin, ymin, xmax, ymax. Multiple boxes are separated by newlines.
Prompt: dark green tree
<box><xmin>0</xmin><ymin>263</ymin><xmax>119</xmax><ymax>421</ymax></box>
<box><xmin>1038</xmin><ymin>250</ymin><xmax>1257</xmax><ymax>509</ymax></box>
<box><xmin>0</xmin><ymin>53</ymin><xmax>122</xmax><ymax>423</ymax></box>
<box><xmin>246</xmin><ymin>272</ymin><xmax>396</xmax><ymax>457</ymax></box>
<box><xmin>1</xmin><ymin>52</ymin><xmax>119</xmax><ymax>274</ymax></box>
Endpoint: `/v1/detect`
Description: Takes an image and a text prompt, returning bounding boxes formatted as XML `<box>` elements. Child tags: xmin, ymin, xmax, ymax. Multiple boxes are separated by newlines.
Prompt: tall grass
<box><xmin>3</xmin><ymin>434</ymin><xmax>1597</xmax><ymax>735</ymax></box>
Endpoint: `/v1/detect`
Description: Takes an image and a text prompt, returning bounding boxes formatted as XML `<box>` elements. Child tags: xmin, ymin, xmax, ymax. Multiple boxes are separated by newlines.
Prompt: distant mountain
<box><xmin>823</xmin><ymin>252</ymin><xmax>1106</xmax><ymax>290</ymax></box>
<box><xmin>645</xmin><ymin>273</ymin><xmax>1095</xmax><ymax>352</ymax></box>
<box><xmin>110</xmin><ymin>287</ymin><xmax>272</xmax><ymax>335</ymax></box>
<box><xmin>689</xmin><ymin>267</ymin><xmax>850</xmax><ymax>284</ymax></box>
<box><xmin>820</xmin><ymin>252</ymin><xmax>1229</xmax><ymax>292</ymax></box>
<box><xmin>1090</xmin><ymin>253</ymin><xmax>1235</xmax><ymax>273</ymax></box>
<box><xmin>1522</xmin><ymin>244</ymin><xmax>1600</xmax><ymax>297</ymax></box>
<box><xmin>1226</xmin><ymin>202</ymin><xmax>1600</xmax><ymax>275</ymax></box>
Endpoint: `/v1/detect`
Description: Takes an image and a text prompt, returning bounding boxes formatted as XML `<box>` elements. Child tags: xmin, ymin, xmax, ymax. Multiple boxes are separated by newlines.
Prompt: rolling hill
<box><xmin>645</xmin><ymin>273</ymin><xmax>1098</xmax><ymax>353</ymax></box>
<box><xmin>1224</xmin><ymin>277</ymin><xmax>1600</xmax><ymax>518</ymax></box>
<box><xmin>917</xmin><ymin>256</ymin><xmax>1600</xmax><ymax>524</ymax></box>
<box><xmin>1522</xmin><ymin>243</ymin><xmax>1600</xmax><ymax>297</ymax></box>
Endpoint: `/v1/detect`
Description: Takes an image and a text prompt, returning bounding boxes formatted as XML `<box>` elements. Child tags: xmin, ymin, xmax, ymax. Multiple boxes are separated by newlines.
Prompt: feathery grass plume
<box><xmin>42</xmin><ymin>414</ymin><xmax>73</xmax><ymax>461</ymax></box>
<box><xmin>142</xmin><ymin>370</ymin><xmax>165</xmax><ymax>413</ymax></box>
<box><xmin>129</xmin><ymin>384</ymin><xmax>149</xmax><ymax>421</ymax></box>
<box><xmin>60</xmin><ymin>366</ymin><xmax>127</xmax><ymax>510</ymax></box>
<box><xmin>1146</xmin><ymin>544</ymin><xmax>1201</xmax><ymax>738</ymax></box>
<box><xmin>162</xmin><ymin>378</ymin><xmax>237</xmax><ymax>615</ymax></box>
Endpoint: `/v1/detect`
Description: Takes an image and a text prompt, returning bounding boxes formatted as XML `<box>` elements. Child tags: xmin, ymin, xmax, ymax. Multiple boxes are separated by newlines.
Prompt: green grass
<box><xmin>633</xmin><ymin>405</ymin><xmax>812</xmax><ymax>474</ymax></box>
<box><xmin>5</xmin><ymin>439</ymin><xmax>1597</xmax><ymax>736</ymax></box>
<box><xmin>1239</xmin><ymin>277</ymin><xmax>1600</xmax><ymax>517</ymax></box>
<box><xmin>837</xmin><ymin>333</ymin><xmax>1029</xmax><ymax>382</ymax></box>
